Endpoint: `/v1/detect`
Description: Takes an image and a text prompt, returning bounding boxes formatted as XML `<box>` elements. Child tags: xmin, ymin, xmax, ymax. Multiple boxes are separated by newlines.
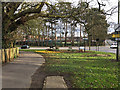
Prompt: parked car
<box><xmin>21</xmin><ymin>45</ymin><xmax>30</xmax><ymax>49</ymax></box>
<box><xmin>110</xmin><ymin>43</ymin><xmax>117</xmax><ymax>49</ymax></box>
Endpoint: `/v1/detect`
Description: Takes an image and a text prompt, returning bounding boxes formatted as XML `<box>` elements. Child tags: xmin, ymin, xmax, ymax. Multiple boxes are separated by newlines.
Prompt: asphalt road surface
<box><xmin>22</xmin><ymin>46</ymin><xmax>116</xmax><ymax>54</ymax></box>
<box><xmin>85</xmin><ymin>46</ymin><xmax>116</xmax><ymax>53</ymax></box>
<box><xmin>2</xmin><ymin>51</ymin><xmax>45</xmax><ymax>88</ymax></box>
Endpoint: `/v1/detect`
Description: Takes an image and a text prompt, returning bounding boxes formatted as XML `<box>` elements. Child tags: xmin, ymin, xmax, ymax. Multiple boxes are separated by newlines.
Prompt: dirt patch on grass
<box><xmin>30</xmin><ymin>64</ymin><xmax>46</xmax><ymax>88</ymax></box>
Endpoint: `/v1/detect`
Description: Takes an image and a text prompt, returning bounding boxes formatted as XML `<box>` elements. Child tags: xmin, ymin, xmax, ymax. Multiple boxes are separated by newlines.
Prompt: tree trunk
<box><xmin>80</xmin><ymin>24</ymin><xmax>82</xmax><ymax>46</ymax></box>
<box><xmin>43</xmin><ymin>28</ymin><xmax>45</xmax><ymax>47</ymax></box>
<box><xmin>38</xmin><ymin>29</ymin><xmax>40</xmax><ymax>46</ymax></box>
<box><xmin>71</xmin><ymin>24</ymin><xmax>73</xmax><ymax>46</ymax></box>
<box><xmin>46</xmin><ymin>26</ymin><xmax>47</xmax><ymax>47</ymax></box>
<box><xmin>55</xmin><ymin>27</ymin><xmax>57</xmax><ymax>47</ymax></box>
<box><xmin>13</xmin><ymin>40</ymin><xmax>16</xmax><ymax>48</ymax></box>
<box><xmin>51</xmin><ymin>23</ymin><xmax>53</xmax><ymax>47</ymax></box>
<box><xmin>47</xmin><ymin>27</ymin><xmax>49</xmax><ymax>47</ymax></box>
<box><xmin>41</xmin><ymin>31</ymin><xmax>43</xmax><ymax>47</ymax></box>
<box><xmin>72</xmin><ymin>25</ymin><xmax>75</xmax><ymax>46</ymax></box>
<box><xmin>2</xmin><ymin>28</ymin><xmax>12</xmax><ymax>49</ymax></box>
<box><xmin>60</xmin><ymin>31</ymin><xmax>62</xmax><ymax>47</ymax></box>
<box><xmin>65</xmin><ymin>22</ymin><xmax>67</xmax><ymax>46</ymax></box>
<box><xmin>2</xmin><ymin>38</ymin><xmax>10</xmax><ymax>49</ymax></box>
<box><xmin>88</xmin><ymin>34</ymin><xmax>91</xmax><ymax>50</ymax></box>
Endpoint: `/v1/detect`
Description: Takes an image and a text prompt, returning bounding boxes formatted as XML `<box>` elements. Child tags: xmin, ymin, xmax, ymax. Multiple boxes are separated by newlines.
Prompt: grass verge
<box><xmin>38</xmin><ymin>50</ymin><xmax>118</xmax><ymax>88</ymax></box>
<box><xmin>21</xmin><ymin>49</ymin><xmax>119</xmax><ymax>88</ymax></box>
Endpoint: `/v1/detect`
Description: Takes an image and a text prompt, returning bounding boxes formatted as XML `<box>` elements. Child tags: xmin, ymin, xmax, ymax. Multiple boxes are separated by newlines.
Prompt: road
<box><xmin>86</xmin><ymin>46</ymin><xmax>116</xmax><ymax>53</ymax></box>
<box><xmin>25</xmin><ymin>46</ymin><xmax>116</xmax><ymax>54</ymax></box>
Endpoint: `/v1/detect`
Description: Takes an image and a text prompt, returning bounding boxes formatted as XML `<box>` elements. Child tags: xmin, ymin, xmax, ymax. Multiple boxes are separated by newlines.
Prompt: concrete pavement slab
<box><xmin>2</xmin><ymin>51</ymin><xmax>45</xmax><ymax>88</ymax></box>
<box><xmin>43</xmin><ymin>76</ymin><xmax>68</xmax><ymax>89</ymax></box>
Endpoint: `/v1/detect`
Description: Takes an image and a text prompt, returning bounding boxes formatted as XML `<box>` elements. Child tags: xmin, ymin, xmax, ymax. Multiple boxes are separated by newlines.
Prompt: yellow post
<box><xmin>2</xmin><ymin>49</ymin><xmax>5</xmax><ymax>63</ymax></box>
<box><xmin>5</xmin><ymin>49</ymin><xmax>10</xmax><ymax>62</ymax></box>
<box><xmin>9</xmin><ymin>48</ymin><xmax>13</xmax><ymax>61</ymax></box>
<box><xmin>13</xmin><ymin>48</ymin><xmax>16</xmax><ymax>58</ymax></box>
<box><xmin>0</xmin><ymin>49</ymin><xmax>1</xmax><ymax>64</ymax></box>
<box><xmin>16</xmin><ymin>47</ymin><xmax>19</xmax><ymax>57</ymax></box>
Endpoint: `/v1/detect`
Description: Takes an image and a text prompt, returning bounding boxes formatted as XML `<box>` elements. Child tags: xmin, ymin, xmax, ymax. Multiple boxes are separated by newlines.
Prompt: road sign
<box><xmin>114</xmin><ymin>24</ymin><xmax>120</xmax><ymax>31</ymax></box>
<box><xmin>112</xmin><ymin>34</ymin><xmax>120</xmax><ymax>38</ymax></box>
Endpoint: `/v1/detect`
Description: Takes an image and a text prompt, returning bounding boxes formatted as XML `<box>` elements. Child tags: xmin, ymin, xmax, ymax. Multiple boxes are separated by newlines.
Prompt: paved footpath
<box><xmin>2</xmin><ymin>51</ymin><xmax>45</xmax><ymax>88</ymax></box>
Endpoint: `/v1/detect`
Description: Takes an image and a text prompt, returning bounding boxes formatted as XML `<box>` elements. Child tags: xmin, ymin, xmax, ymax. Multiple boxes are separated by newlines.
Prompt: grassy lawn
<box><xmin>20</xmin><ymin>49</ymin><xmax>119</xmax><ymax>88</ymax></box>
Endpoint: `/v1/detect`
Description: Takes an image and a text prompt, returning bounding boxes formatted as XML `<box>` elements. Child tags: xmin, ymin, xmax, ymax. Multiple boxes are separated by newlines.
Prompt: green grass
<box><xmin>38</xmin><ymin>51</ymin><xmax>119</xmax><ymax>88</ymax></box>
<box><xmin>20</xmin><ymin>49</ymin><xmax>119</xmax><ymax>88</ymax></box>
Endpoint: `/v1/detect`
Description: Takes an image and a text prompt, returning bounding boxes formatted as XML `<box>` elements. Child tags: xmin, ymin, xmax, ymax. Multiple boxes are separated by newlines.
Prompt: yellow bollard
<box><xmin>5</xmin><ymin>49</ymin><xmax>10</xmax><ymax>63</ymax></box>
<box><xmin>9</xmin><ymin>48</ymin><xmax>13</xmax><ymax>61</ymax></box>
<box><xmin>2</xmin><ymin>49</ymin><xmax>5</xmax><ymax>63</ymax></box>
<box><xmin>16</xmin><ymin>47</ymin><xmax>19</xmax><ymax>57</ymax></box>
<box><xmin>13</xmin><ymin>48</ymin><xmax>17</xmax><ymax>58</ymax></box>
<box><xmin>0</xmin><ymin>49</ymin><xmax>1</xmax><ymax>64</ymax></box>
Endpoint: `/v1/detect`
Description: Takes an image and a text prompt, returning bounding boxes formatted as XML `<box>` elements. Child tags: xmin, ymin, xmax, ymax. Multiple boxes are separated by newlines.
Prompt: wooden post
<box><xmin>2</xmin><ymin>49</ymin><xmax>5</xmax><ymax>63</ymax></box>
<box><xmin>9</xmin><ymin>48</ymin><xmax>13</xmax><ymax>61</ymax></box>
<box><xmin>16</xmin><ymin>47</ymin><xmax>19</xmax><ymax>57</ymax></box>
<box><xmin>5</xmin><ymin>49</ymin><xmax>10</xmax><ymax>62</ymax></box>
<box><xmin>0</xmin><ymin>50</ymin><xmax>1</xmax><ymax>63</ymax></box>
<box><xmin>12</xmin><ymin>48</ymin><xmax>15</xmax><ymax>59</ymax></box>
<box><xmin>13</xmin><ymin>48</ymin><xmax>17</xmax><ymax>58</ymax></box>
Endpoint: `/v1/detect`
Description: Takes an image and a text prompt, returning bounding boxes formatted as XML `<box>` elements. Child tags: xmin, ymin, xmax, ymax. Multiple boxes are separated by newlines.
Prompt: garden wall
<box><xmin>0</xmin><ymin>47</ymin><xmax>19</xmax><ymax>63</ymax></box>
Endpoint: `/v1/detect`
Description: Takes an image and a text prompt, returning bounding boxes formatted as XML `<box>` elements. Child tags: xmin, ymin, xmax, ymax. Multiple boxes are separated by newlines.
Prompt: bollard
<box><xmin>12</xmin><ymin>48</ymin><xmax>15</xmax><ymax>58</ymax></box>
<box><xmin>0</xmin><ymin>49</ymin><xmax>1</xmax><ymax>63</ymax></box>
<box><xmin>2</xmin><ymin>49</ymin><xmax>5</xmax><ymax>63</ymax></box>
<box><xmin>16</xmin><ymin>47</ymin><xmax>19</xmax><ymax>57</ymax></box>
<box><xmin>9</xmin><ymin>48</ymin><xmax>14</xmax><ymax>61</ymax></box>
<box><xmin>5</xmin><ymin>49</ymin><xmax>10</xmax><ymax>63</ymax></box>
<box><xmin>13</xmin><ymin>48</ymin><xmax>17</xmax><ymax>58</ymax></box>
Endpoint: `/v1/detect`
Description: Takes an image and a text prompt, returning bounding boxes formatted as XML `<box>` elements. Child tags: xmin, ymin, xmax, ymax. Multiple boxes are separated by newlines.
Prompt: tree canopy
<box><xmin>2</xmin><ymin>1</ymin><xmax>117</xmax><ymax>48</ymax></box>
